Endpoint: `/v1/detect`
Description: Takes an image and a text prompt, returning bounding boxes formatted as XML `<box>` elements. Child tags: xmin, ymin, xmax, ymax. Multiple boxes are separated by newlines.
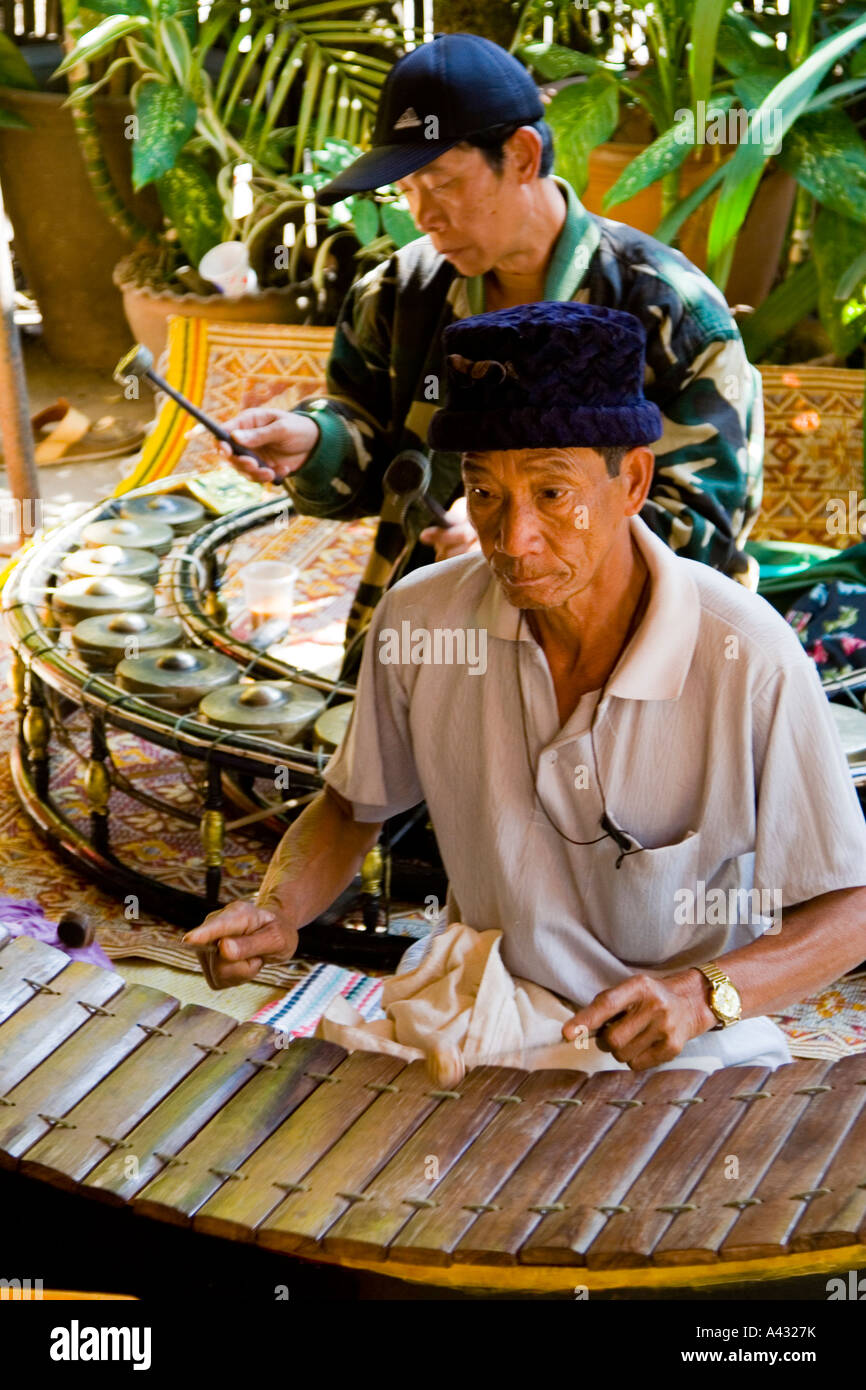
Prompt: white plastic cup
<box><xmin>241</xmin><ymin>561</ymin><xmax>298</xmax><ymax>626</ymax></box>
<box><xmin>199</xmin><ymin>242</ymin><xmax>258</xmax><ymax>298</ymax></box>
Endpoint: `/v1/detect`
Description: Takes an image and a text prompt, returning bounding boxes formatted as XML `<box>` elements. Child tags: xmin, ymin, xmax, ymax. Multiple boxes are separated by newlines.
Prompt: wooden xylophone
<box><xmin>1</xmin><ymin>930</ymin><xmax>865</xmax><ymax>1295</ymax></box>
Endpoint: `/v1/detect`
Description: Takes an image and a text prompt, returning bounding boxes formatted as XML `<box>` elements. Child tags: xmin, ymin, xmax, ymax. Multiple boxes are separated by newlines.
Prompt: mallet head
<box><xmin>114</xmin><ymin>343</ymin><xmax>155</xmax><ymax>387</ymax></box>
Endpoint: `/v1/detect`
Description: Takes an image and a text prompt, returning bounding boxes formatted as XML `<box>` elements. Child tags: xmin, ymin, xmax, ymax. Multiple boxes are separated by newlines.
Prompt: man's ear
<box><xmin>620</xmin><ymin>447</ymin><xmax>655</xmax><ymax>516</ymax></box>
<box><xmin>505</xmin><ymin>126</ymin><xmax>543</xmax><ymax>182</ymax></box>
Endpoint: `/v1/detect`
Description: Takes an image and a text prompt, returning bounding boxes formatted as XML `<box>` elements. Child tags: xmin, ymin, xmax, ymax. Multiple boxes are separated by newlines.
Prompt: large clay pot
<box><xmin>112</xmin><ymin>254</ymin><xmax>309</xmax><ymax>363</ymax></box>
<box><xmin>583</xmin><ymin>142</ymin><xmax>795</xmax><ymax>309</ymax></box>
<box><xmin>0</xmin><ymin>87</ymin><xmax>161</xmax><ymax>369</ymax></box>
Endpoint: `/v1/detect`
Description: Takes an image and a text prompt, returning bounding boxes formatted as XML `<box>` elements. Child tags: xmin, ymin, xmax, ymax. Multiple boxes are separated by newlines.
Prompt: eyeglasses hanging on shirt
<box><xmin>514</xmin><ymin>577</ymin><xmax>649</xmax><ymax>869</ymax></box>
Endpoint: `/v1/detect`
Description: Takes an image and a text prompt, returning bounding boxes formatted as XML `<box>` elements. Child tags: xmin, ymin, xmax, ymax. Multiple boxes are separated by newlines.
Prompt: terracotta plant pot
<box><xmin>113</xmin><ymin>254</ymin><xmax>311</xmax><ymax>362</ymax></box>
<box><xmin>0</xmin><ymin>87</ymin><xmax>162</xmax><ymax>369</ymax></box>
<box><xmin>583</xmin><ymin>142</ymin><xmax>795</xmax><ymax>309</ymax></box>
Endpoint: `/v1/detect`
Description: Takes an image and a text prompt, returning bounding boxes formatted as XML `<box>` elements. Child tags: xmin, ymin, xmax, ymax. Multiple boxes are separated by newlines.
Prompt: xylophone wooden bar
<box><xmin>719</xmin><ymin>1052</ymin><xmax>866</xmax><ymax>1261</ymax></box>
<box><xmin>196</xmin><ymin>1049</ymin><xmax>421</xmax><ymax>1245</ymax></box>
<box><xmin>0</xmin><ymin>983</ymin><xmax>179</xmax><ymax>1167</ymax></box>
<box><xmin>19</xmin><ymin>1004</ymin><xmax>239</xmax><ymax>1191</ymax></box>
<box><xmin>1</xmin><ymin>935</ymin><xmax>866</xmax><ymax>1292</ymax></box>
<box><xmin>320</xmin><ymin>1066</ymin><xmax>583</xmax><ymax>1266</ymax></box>
<box><xmin>650</xmin><ymin>1058</ymin><xmax>836</xmax><ymax>1265</ymax></box>
<box><xmin>580</xmin><ymin>1065</ymin><xmax>771</xmax><ymax>1270</ymax></box>
<box><xmin>130</xmin><ymin>1034</ymin><xmax>345</xmax><ymax>1223</ymax></box>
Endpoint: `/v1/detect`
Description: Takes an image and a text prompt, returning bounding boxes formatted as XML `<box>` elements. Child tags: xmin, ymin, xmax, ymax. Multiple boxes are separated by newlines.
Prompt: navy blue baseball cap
<box><xmin>316</xmin><ymin>33</ymin><xmax>544</xmax><ymax>206</ymax></box>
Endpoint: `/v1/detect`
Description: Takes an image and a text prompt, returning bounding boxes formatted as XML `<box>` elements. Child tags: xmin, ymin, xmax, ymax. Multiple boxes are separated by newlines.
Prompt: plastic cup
<box><xmin>241</xmin><ymin>561</ymin><xmax>298</xmax><ymax>627</ymax></box>
<box><xmin>199</xmin><ymin>242</ymin><xmax>258</xmax><ymax>298</ymax></box>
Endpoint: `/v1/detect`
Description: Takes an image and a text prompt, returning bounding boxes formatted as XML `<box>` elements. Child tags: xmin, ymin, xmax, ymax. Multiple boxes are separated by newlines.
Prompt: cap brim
<box><xmin>316</xmin><ymin>139</ymin><xmax>461</xmax><ymax>205</ymax></box>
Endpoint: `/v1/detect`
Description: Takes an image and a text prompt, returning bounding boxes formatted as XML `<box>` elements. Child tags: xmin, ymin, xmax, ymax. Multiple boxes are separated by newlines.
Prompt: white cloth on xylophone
<box><xmin>315</xmin><ymin>921</ymin><xmax>789</xmax><ymax>1078</ymax></box>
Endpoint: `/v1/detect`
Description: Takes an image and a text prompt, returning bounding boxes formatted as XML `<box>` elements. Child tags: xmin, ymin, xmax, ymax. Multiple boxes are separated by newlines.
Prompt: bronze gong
<box><xmin>199</xmin><ymin>681</ymin><xmax>327</xmax><ymax>744</ymax></box>
<box><xmin>115</xmin><ymin>646</ymin><xmax>238</xmax><ymax>711</ymax></box>
<box><xmin>60</xmin><ymin>545</ymin><xmax>161</xmax><ymax>584</ymax></box>
<box><xmin>81</xmin><ymin>517</ymin><xmax>174</xmax><ymax>556</ymax></box>
<box><xmin>118</xmin><ymin>493</ymin><xmax>206</xmax><ymax>536</ymax></box>
<box><xmin>70</xmin><ymin>612</ymin><xmax>185</xmax><ymax>670</ymax></box>
<box><xmin>313</xmin><ymin>699</ymin><xmax>355</xmax><ymax>753</ymax></box>
<box><xmin>52</xmin><ymin>575</ymin><xmax>156</xmax><ymax>624</ymax></box>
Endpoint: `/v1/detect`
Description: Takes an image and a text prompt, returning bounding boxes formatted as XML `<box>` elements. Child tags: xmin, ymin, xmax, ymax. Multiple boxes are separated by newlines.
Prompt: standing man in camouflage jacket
<box><xmin>225</xmin><ymin>32</ymin><xmax>763</xmax><ymax>585</ymax></box>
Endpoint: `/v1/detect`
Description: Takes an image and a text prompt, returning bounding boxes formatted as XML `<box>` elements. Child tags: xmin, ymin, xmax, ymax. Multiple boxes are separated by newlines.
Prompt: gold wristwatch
<box><xmin>696</xmin><ymin>962</ymin><xmax>743</xmax><ymax>1029</ymax></box>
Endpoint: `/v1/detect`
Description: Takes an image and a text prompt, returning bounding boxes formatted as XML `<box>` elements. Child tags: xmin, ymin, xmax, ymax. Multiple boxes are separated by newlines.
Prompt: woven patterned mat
<box><xmin>753</xmin><ymin>365</ymin><xmax>865</xmax><ymax>549</ymax></box>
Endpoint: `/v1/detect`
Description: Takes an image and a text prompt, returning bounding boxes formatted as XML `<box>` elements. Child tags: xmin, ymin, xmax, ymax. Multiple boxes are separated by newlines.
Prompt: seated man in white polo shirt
<box><xmin>186</xmin><ymin>302</ymin><xmax>866</xmax><ymax>1074</ymax></box>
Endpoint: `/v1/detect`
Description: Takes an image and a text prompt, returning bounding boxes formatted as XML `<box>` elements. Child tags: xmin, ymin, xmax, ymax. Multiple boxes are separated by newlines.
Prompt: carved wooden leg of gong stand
<box><xmin>22</xmin><ymin>669</ymin><xmax>50</xmax><ymax>801</ymax></box>
<box><xmin>86</xmin><ymin>717</ymin><xmax>111</xmax><ymax>855</ymax></box>
<box><xmin>201</xmin><ymin>761</ymin><xmax>225</xmax><ymax>911</ymax></box>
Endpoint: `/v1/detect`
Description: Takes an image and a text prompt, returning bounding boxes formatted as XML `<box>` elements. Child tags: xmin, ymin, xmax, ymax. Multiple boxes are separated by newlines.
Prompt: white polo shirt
<box><xmin>323</xmin><ymin>517</ymin><xmax>866</xmax><ymax>1070</ymax></box>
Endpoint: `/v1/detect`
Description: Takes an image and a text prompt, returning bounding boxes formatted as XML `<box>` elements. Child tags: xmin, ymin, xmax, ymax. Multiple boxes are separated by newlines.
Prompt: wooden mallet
<box><xmin>114</xmin><ymin>343</ymin><xmax>275</xmax><ymax>474</ymax></box>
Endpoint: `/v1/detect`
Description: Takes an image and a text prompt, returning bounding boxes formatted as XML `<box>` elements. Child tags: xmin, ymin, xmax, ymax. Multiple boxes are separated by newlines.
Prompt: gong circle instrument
<box><xmin>200</xmin><ymin>681</ymin><xmax>326</xmax><ymax>743</ymax></box>
<box><xmin>0</xmin><ymin>930</ymin><xmax>864</xmax><ymax>1297</ymax></box>
<box><xmin>115</xmin><ymin>646</ymin><xmax>239</xmax><ymax>711</ymax></box>
<box><xmin>118</xmin><ymin>492</ymin><xmax>206</xmax><ymax>536</ymax></box>
<box><xmin>52</xmin><ymin>575</ymin><xmax>156</xmax><ymax>623</ymax></box>
<box><xmin>59</xmin><ymin>546</ymin><xmax>162</xmax><ymax>584</ymax></box>
<box><xmin>81</xmin><ymin>517</ymin><xmax>174</xmax><ymax>556</ymax></box>
<box><xmin>70</xmin><ymin>612</ymin><xmax>185</xmax><ymax>670</ymax></box>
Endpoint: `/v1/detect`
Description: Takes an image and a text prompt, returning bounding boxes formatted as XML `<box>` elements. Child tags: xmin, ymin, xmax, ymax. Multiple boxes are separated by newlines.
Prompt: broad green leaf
<box><xmin>739</xmin><ymin>260</ymin><xmax>819</xmax><ymax>361</ymax></box>
<box><xmin>715</xmin><ymin>11</ymin><xmax>786</xmax><ymax>80</ymax></box>
<box><xmin>61</xmin><ymin>54</ymin><xmax>135</xmax><ymax>104</ymax></box>
<box><xmin>547</xmin><ymin>74</ymin><xmax>619</xmax><ymax>197</ymax></box>
<box><xmin>157</xmin><ymin>154</ymin><xmax>225</xmax><ymax>266</ymax></box>
<box><xmin>836</xmin><ymin>249</ymin><xmax>866</xmax><ymax>302</ymax></box>
<box><xmin>346</xmin><ymin>196</ymin><xmax>379</xmax><ymax>245</ymax></box>
<box><xmin>604</xmin><ymin>97</ymin><xmax>733</xmax><ymax>210</ymax></box>
<box><xmin>790</xmin><ymin>0</ymin><xmax>816</xmax><ymax>65</ymax></box>
<box><xmin>132</xmin><ymin>79</ymin><xmax>197</xmax><ymax>189</ymax></box>
<box><xmin>155</xmin><ymin>0</ymin><xmax>196</xmax><ymax>43</ymax></box>
<box><xmin>653</xmin><ymin>159</ymin><xmax>730</xmax><ymax>244</ymax></box>
<box><xmin>689</xmin><ymin>0</ymin><xmax>728</xmax><ymax>112</ymax></box>
<box><xmin>517</xmin><ymin>41</ymin><xmax>611</xmax><ymax>81</ymax></box>
<box><xmin>78</xmin><ymin>0</ymin><xmax>150</xmax><ymax>15</ymax></box>
<box><xmin>708</xmin><ymin>12</ymin><xmax>866</xmax><ymax>270</ymax></box>
<box><xmin>159</xmin><ymin>16</ymin><xmax>193</xmax><ymax>89</ymax></box>
<box><xmin>54</xmin><ymin>15</ymin><xmax>151</xmax><ymax>75</ymax></box>
<box><xmin>804</xmin><ymin>77</ymin><xmax>866</xmax><ymax>113</ymax></box>
<box><xmin>778</xmin><ymin>108</ymin><xmax>866</xmax><ymax>225</ymax></box>
<box><xmin>381</xmin><ymin>201</ymin><xmax>421</xmax><ymax>247</ymax></box>
<box><xmin>853</xmin><ymin>45</ymin><xmax>866</xmax><ymax>78</ymax></box>
<box><xmin>0</xmin><ymin>32</ymin><xmax>38</xmax><ymax>89</ymax></box>
<box><xmin>814</xmin><ymin>208</ymin><xmax>866</xmax><ymax>356</ymax></box>
<box><xmin>127</xmin><ymin>38</ymin><xmax>165</xmax><ymax>75</ymax></box>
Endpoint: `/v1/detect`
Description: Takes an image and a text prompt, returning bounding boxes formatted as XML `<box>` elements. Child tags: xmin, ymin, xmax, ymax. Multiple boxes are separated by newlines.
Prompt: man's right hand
<box><xmin>219</xmin><ymin>408</ymin><xmax>320</xmax><ymax>484</ymax></box>
<box><xmin>183</xmin><ymin>899</ymin><xmax>298</xmax><ymax>988</ymax></box>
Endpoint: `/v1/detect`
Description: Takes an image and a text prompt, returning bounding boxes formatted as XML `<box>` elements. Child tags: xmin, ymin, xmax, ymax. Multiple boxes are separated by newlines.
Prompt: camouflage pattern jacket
<box><xmin>289</xmin><ymin>177</ymin><xmax>764</xmax><ymax>577</ymax></box>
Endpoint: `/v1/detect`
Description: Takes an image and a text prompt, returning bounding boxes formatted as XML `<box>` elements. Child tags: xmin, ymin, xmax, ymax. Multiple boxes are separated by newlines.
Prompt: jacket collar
<box><xmin>464</xmin><ymin>177</ymin><xmax>599</xmax><ymax>316</ymax></box>
<box><xmin>473</xmin><ymin>516</ymin><xmax>701</xmax><ymax>702</ymax></box>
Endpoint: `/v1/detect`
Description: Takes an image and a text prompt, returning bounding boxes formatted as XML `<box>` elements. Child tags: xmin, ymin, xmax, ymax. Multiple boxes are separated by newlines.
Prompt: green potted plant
<box><xmin>515</xmin><ymin>1</ymin><xmax>866</xmax><ymax>321</ymax></box>
<box><xmin>54</xmin><ymin>0</ymin><xmax>417</xmax><ymax>359</ymax></box>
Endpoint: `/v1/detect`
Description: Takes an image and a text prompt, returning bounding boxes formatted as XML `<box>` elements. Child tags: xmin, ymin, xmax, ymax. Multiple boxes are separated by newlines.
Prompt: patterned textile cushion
<box><xmin>117</xmin><ymin>317</ymin><xmax>336</xmax><ymax>492</ymax></box>
<box><xmin>753</xmin><ymin>365</ymin><xmax>865</xmax><ymax>549</ymax></box>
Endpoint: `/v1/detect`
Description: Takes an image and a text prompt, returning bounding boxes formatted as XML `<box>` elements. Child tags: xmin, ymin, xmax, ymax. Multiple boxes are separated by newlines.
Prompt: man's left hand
<box><xmin>563</xmin><ymin>971</ymin><xmax>716</xmax><ymax>1071</ymax></box>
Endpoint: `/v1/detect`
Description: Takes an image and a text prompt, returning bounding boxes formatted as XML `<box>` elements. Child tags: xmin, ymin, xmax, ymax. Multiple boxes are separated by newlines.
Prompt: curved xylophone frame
<box><xmin>1</xmin><ymin>488</ymin><xmax>443</xmax><ymax>963</ymax></box>
<box><xmin>0</xmin><ymin>932</ymin><xmax>864</xmax><ymax>1297</ymax></box>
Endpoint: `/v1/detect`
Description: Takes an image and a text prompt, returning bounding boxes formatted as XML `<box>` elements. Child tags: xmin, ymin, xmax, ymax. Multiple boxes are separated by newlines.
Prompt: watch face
<box><xmin>714</xmin><ymin>983</ymin><xmax>741</xmax><ymax>1019</ymax></box>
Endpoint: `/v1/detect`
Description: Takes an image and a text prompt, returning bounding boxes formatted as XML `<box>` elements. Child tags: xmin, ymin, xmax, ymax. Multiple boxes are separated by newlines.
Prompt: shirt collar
<box><xmin>464</xmin><ymin>178</ymin><xmax>599</xmax><ymax>316</ymax></box>
<box><xmin>473</xmin><ymin>517</ymin><xmax>701</xmax><ymax>702</ymax></box>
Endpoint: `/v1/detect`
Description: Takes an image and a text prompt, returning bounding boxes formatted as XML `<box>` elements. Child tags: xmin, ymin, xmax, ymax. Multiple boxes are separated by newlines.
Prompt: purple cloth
<box><xmin>0</xmin><ymin>896</ymin><xmax>113</xmax><ymax>971</ymax></box>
